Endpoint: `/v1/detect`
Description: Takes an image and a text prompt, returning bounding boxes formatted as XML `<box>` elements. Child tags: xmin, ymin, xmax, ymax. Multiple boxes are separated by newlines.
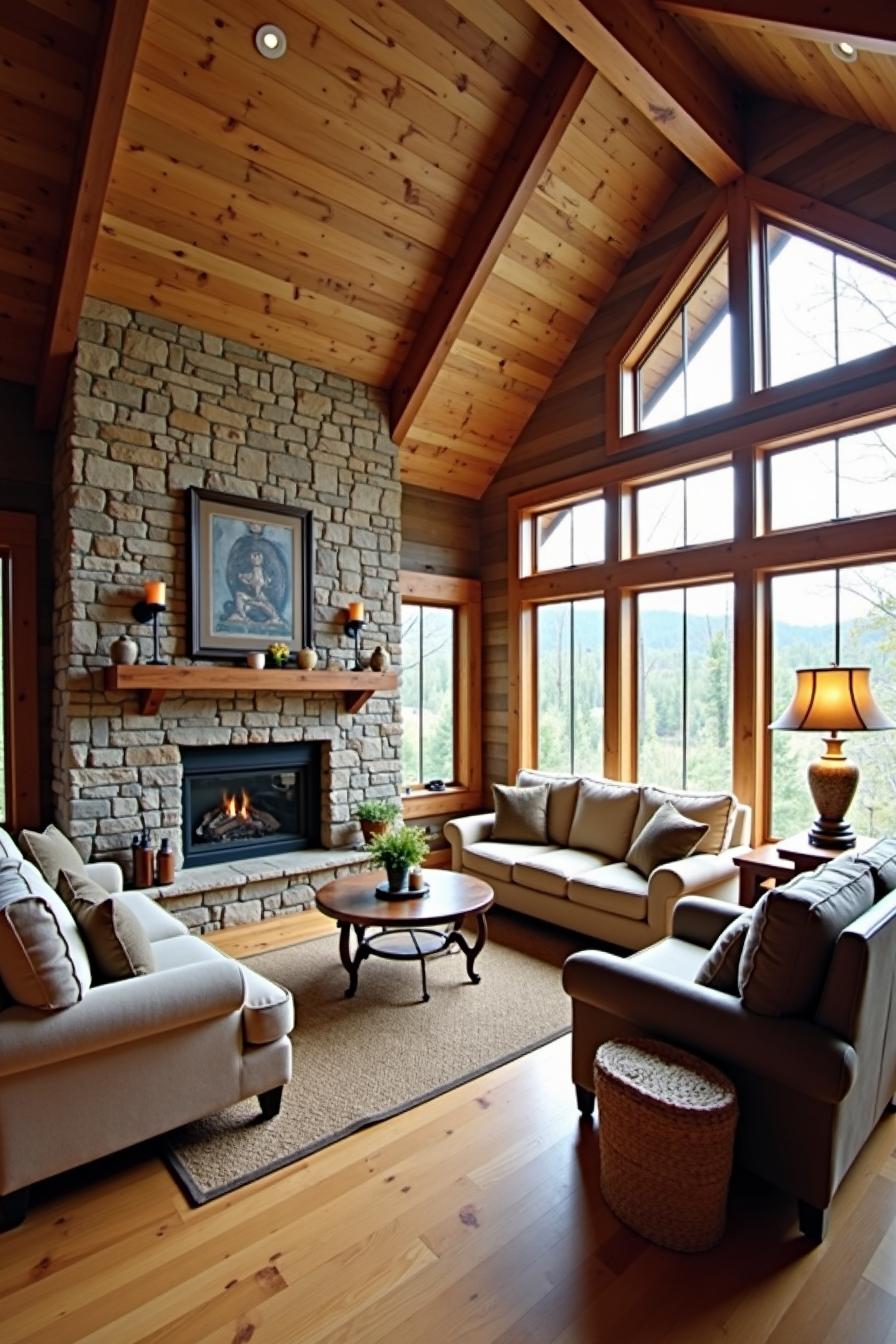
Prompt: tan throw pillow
<box><xmin>625</xmin><ymin>800</ymin><xmax>709</xmax><ymax>878</ymax></box>
<box><xmin>19</xmin><ymin>823</ymin><xmax>85</xmax><ymax>889</ymax></box>
<box><xmin>491</xmin><ymin>782</ymin><xmax>549</xmax><ymax>844</ymax></box>
<box><xmin>567</xmin><ymin>778</ymin><xmax>641</xmax><ymax>861</ymax></box>
<box><xmin>58</xmin><ymin>870</ymin><xmax>154</xmax><ymax>980</ymax></box>
<box><xmin>738</xmin><ymin>860</ymin><xmax>874</xmax><ymax>1017</ymax></box>
<box><xmin>631</xmin><ymin>786</ymin><xmax>736</xmax><ymax>855</ymax></box>
<box><xmin>695</xmin><ymin>914</ymin><xmax>752</xmax><ymax>995</ymax></box>
<box><xmin>516</xmin><ymin>770</ymin><xmax>580</xmax><ymax>845</ymax></box>
<box><xmin>0</xmin><ymin>858</ymin><xmax>91</xmax><ymax>1009</ymax></box>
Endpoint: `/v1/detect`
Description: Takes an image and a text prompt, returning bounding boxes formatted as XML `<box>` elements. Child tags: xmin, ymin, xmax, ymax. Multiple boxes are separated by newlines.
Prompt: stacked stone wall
<box><xmin>52</xmin><ymin>299</ymin><xmax>401</xmax><ymax>926</ymax></box>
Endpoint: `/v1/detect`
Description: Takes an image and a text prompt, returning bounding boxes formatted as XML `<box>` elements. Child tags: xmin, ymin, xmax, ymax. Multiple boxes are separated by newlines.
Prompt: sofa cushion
<box><xmin>19</xmin><ymin>824</ymin><xmax>85</xmax><ymax>889</ymax></box>
<box><xmin>568</xmin><ymin>863</ymin><xmax>649</xmax><ymax>921</ymax></box>
<box><xmin>116</xmin><ymin>890</ymin><xmax>188</xmax><ymax>943</ymax></box>
<box><xmin>852</xmin><ymin>838</ymin><xmax>896</xmax><ymax>901</ymax></box>
<box><xmin>0</xmin><ymin>827</ymin><xmax>22</xmax><ymax>860</ymax></box>
<box><xmin>695</xmin><ymin>913</ymin><xmax>752</xmax><ymax>995</ymax></box>
<box><xmin>239</xmin><ymin>964</ymin><xmax>294</xmax><ymax>1045</ymax></box>
<box><xmin>739</xmin><ymin>860</ymin><xmax>874</xmax><ymax>1017</ymax></box>
<box><xmin>630</xmin><ymin>934</ymin><xmax>708</xmax><ymax>981</ymax></box>
<box><xmin>517</xmin><ymin>770</ymin><xmax>580</xmax><ymax>845</ymax></box>
<box><xmin>0</xmin><ymin>858</ymin><xmax>91</xmax><ymax>1009</ymax></box>
<box><xmin>631</xmin><ymin>786</ymin><xmax>736</xmax><ymax>855</ymax></box>
<box><xmin>492</xmin><ymin>782</ymin><xmax>550</xmax><ymax>844</ymax></box>
<box><xmin>464</xmin><ymin>840</ymin><xmax>558</xmax><ymax>884</ymax></box>
<box><xmin>58</xmin><ymin>870</ymin><xmax>154</xmax><ymax>980</ymax></box>
<box><xmin>513</xmin><ymin>849</ymin><xmax>610</xmax><ymax>898</ymax></box>
<box><xmin>625</xmin><ymin>801</ymin><xmax>709</xmax><ymax>877</ymax></box>
<box><xmin>567</xmin><ymin>777</ymin><xmax>641</xmax><ymax>861</ymax></box>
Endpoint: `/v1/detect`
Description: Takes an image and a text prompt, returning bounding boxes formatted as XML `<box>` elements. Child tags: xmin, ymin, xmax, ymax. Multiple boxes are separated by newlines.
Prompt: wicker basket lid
<box><xmin>596</xmin><ymin>1038</ymin><xmax>735</xmax><ymax>1113</ymax></box>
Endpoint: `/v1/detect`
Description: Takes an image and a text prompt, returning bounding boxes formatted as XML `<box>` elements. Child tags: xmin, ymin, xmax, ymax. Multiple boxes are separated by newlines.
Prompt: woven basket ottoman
<box><xmin>594</xmin><ymin>1038</ymin><xmax>738</xmax><ymax>1252</ymax></box>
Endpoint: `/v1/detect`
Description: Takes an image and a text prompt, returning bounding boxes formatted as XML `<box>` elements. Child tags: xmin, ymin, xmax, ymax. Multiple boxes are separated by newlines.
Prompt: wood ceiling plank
<box><xmin>4</xmin><ymin>0</ymin><xmax>99</xmax><ymax>65</ymax></box>
<box><xmin>110</xmin><ymin>141</ymin><xmax>442</xmax><ymax>287</ymax></box>
<box><xmin>399</xmin><ymin>0</ymin><xmax>554</xmax><ymax>82</ymax></box>
<box><xmin>94</xmin><ymin>232</ymin><xmax>414</xmax><ymax>355</ymax></box>
<box><xmin>657</xmin><ymin>2</ymin><xmax>896</xmax><ymax>57</ymax></box>
<box><xmin>35</xmin><ymin>0</ymin><xmax>148</xmax><ymax>429</ymax></box>
<box><xmin>101</xmin><ymin>186</ymin><xmax>439</xmax><ymax>321</ymax></box>
<box><xmin>390</xmin><ymin>44</ymin><xmax>594</xmax><ymax>444</ymax></box>
<box><xmin>525</xmin><ymin>0</ymin><xmax>744</xmax><ymax>185</ymax></box>
<box><xmin>27</xmin><ymin>0</ymin><xmax>101</xmax><ymax>35</ymax></box>
<box><xmin>147</xmin><ymin>0</ymin><xmax>500</xmax><ymax>174</ymax></box>
<box><xmin>491</xmin><ymin>248</ymin><xmax>605</xmax><ymax>322</ymax></box>
<box><xmin>120</xmin><ymin>101</ymin><xmax>466</xmax><ymax>259</ymax></box>
<box><xmin>127</xmin><ymin>71</ymin><xmax>479</xmax><ymax>247</ymax></box>
<box><xmin>449</xmin><ymin>0</ymin><xmax>556</xmax><ymax>70</ymax></box>
<box><xmin>448</xmin><ymin>339</ymin><xmax>554</xmax><ymax>394</ymax></box>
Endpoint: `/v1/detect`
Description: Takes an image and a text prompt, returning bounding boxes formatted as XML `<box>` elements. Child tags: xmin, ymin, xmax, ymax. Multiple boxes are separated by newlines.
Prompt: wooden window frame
<box><xmin>399</xmin><ymin>571</ymin><xmax>483</xmax><ymax>820</ymax></box>
<box><xmin>523</xmin><ymin>490</ymin><xmax>606</xmax><ymax>579</ymax></box>
<box><xmin>0</xmin><ymin>512</ymin><xmax>40</xmax><ymax>830</ymax></box>
<box><xmin>626</xmin><ymin>455</ymin><xmax>734</xmax><ymax>559</ymax></box>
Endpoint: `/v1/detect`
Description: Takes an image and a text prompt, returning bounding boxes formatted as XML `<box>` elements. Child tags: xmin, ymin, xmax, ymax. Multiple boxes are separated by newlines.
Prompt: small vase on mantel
<box><xmin>369</xmin><ymin>645</ymin><xmax>390</xmax><ymax>673</ymax></box>
<box><xmin>110</xmin><ymin>634</ymin><xmax>139</xmax><ymax>665</ymax></box>
<box><xmin>297</xmin><ymin>646</ymin><xmax>318</xmax><ymax>670</ymax></box>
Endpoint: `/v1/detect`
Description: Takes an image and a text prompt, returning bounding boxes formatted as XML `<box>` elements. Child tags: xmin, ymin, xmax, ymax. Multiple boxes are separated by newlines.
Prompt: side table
<box><xmin>734</xmin><ymin>833</ymin><xmax>873</xmax><ymax>907</ymax></box>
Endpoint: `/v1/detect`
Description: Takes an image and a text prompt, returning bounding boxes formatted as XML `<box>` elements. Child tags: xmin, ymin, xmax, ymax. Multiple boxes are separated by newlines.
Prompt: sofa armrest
<box><xmin>0</xmin><ymin>960</ymin><xmax>246</xmax><ymax>1078</ymax></box>
<box><xmin>562</xmin><ymin>950</ymin><xmax>857</xmax><ymax>1105</ymax></box>
<box><xmin>84</xmin><ymin>860</ymin><xmax>124</xmax><ymax>893</ymax></box>
<box><xmin>671</xmin><ymin>895</ymin><xmax>746</xmax><ymax>947</ymax></box>
<box><xmin>444</xmin><ymin>813</ymin><xmax>495</xmax><ymax>869</ymax></box>
<box><xmin>646</xmin><ymin>846</ymin><xmax>746</xmax><ymax>933</ymax></box>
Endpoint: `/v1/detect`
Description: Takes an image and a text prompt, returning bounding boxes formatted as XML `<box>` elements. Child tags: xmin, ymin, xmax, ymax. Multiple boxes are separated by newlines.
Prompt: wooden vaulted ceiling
<box><xmin>4</xmin><ymin>2</ymin><xmax>896</xmax><ymax>498</ymax></box>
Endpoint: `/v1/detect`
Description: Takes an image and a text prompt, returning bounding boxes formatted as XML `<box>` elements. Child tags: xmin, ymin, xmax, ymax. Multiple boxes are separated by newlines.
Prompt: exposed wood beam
<box><xmin>389</xmin><ymin>44</ymin><xmax>594</xmax><ymax>447</ymax></box>
<box><xmin>655</xmin><ymin>1</ymin><xmax>896</xmax><ymax>57</ymax></box>
<box><xmin>525</xmin><ymin>0</ymin><xmax>744</xmax><ymax>186</ymax></box>
<box><xmin>35</xmin><ymin>0</ymin><xmax>148</xmax><ymax>430</ymax></box>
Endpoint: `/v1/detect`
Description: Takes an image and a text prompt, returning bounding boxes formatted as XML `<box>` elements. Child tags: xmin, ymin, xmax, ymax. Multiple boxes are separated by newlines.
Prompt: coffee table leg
<box><xmin>408</xmin><ymin>930</ymin><xmax>429</xmax><ymax>1003</ymax></box>
<box><xmin>338</xmin><ymin>921</ymin><xmax>368</xmax><ymax>999</ymax></box>
<box><xmin>447</xmin><ymin>912</ymin><xmax>488</xmax><ymax>984</ymax></box>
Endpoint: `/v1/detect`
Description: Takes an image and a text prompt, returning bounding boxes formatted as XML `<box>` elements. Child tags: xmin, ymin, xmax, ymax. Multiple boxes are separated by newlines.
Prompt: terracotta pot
<box><xmin>360</xmin><ymin>818</ymin><xmax>390</xmax><ymax>844</ymax></box>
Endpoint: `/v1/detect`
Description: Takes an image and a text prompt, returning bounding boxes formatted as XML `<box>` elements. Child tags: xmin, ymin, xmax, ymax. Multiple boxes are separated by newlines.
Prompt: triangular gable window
<box><xmin>763</xmin><ymin>223</ymin><xmax>896</xmax><ymax>388</ymax></box>
<box><xmin>637</xmin><ymin>245</ymin><xmax>732</xmax><ymax>431</ymax></box>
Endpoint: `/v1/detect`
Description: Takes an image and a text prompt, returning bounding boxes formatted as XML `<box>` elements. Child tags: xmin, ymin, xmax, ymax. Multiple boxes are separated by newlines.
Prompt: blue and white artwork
<box><xmin>209</xmin><ymin>513</ymin><xmax>294</xmax><ymax>640</ymax></box>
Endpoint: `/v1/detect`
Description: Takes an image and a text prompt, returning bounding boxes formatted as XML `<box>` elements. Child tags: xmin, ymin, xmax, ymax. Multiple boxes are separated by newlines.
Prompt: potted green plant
<box><xmin>366</xmin><ymin>824</ymin><xmax>430</xmax><ymax>895</ymax></box>
<box><xmin>356</xmin><ymin>799</ymin><xmax>401</xmax><ymax>844</ymax></box>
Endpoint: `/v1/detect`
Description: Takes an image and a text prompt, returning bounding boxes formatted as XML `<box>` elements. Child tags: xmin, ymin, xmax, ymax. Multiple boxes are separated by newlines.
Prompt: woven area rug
<box><xmin>163</xmin><ymin>916</ymin><xmax>575</xmax><ymax>1204</ymax></box>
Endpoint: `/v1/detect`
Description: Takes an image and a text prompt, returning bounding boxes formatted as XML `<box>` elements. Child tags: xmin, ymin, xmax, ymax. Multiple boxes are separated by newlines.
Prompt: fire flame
<box><xmin>223</xmin><ymin>789</ymin><xmax>251</xmax><ymax>820</ymax></box>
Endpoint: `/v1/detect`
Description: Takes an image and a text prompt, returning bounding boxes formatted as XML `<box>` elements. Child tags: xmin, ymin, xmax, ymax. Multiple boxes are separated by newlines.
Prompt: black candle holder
<box><xmin>344</xmin><ymin>617</ymin><xmax>365</xmax><ymax>671</ymax></box>
<box><xmin>132</xmin><ymin>600</ymin><xmax>167</xmax><ymax>665</ymax></box>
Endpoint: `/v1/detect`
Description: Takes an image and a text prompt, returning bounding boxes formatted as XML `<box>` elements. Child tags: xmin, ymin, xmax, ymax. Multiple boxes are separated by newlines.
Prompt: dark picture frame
<box><xmin>186</xmin><ymin>488</ymin><xmax>314</xmax><ymax>660</ymax></box>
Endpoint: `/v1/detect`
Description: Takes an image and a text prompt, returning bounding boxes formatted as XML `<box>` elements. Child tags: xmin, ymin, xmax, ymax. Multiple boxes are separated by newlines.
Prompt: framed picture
<box><xmin>187</xmin><ymin>488</ymin><xmax>314</xmax><ymax>660</ymax></box>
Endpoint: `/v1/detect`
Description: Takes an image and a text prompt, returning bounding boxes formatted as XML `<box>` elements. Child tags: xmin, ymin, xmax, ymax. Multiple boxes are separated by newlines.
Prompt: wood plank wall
<box><xmin>0</xmin><ymin>380</ymin><xmax>57</xmax><ymax>817</ymax></box>
<box><xmin>479</xmin><ymin>99</ymin><xmax>896</xmax><ymax>789</ymax></box>
<box><xmin>400</xmin><ymin>485</ymin><xmax>481</xmax><ymax>580</ymax></box>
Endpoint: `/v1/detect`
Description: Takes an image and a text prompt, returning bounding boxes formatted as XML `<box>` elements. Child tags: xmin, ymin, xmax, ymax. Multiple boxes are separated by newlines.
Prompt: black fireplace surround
<box><xmin>180</xmin><ymin>742</ymin><xmax>321</xmax><ymax>867</ymax></box>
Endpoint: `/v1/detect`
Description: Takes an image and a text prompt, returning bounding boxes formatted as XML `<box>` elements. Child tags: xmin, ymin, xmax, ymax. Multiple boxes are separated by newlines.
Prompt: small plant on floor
<box><xmin>366</xmin><ymin>823</ymin><xmax>430</xmax><ymax>893</ymax></box>
<box><xmin>356</xmin><ymin>799</ymin><xmax>402</xmax><ymax>843</ymax></box>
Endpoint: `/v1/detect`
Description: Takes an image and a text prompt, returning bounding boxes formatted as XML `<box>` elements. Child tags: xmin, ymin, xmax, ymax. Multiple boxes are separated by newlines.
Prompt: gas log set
<box><xmin>196</xmin><ymin>790</ymin><xmax>282</xmax><ymax>844</ymax></box>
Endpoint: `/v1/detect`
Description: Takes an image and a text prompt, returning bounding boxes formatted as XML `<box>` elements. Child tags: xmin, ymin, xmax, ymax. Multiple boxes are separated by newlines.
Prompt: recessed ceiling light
<box><xmin>830</xmin><ymin>40</ymin><xmax>858</xmax><ymax>63</ymax></box>
<box><xmin>255</xmin><ymin>24</ymin><xmax>287</xmax><ymax>59</ymax></box>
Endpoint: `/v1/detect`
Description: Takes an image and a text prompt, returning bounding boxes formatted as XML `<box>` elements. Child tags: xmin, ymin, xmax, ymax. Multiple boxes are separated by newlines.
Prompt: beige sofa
<box><xmin>563</xmin><ymin>845</ymin><xmax>896</xmax><ymax>1240</ymax></box>
<box><xmin>445</xmin><ymin>770</ymin><xmax>751</xmax><ymax>949</ymax></box>
<box><xmin>0</xmin><ymin>845</ymin><xmax>293</xmax><ymax>1229</ymax></box>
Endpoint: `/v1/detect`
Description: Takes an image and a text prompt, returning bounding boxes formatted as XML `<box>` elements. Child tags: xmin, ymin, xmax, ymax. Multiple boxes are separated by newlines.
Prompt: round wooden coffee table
<box><xmin>315</xmin><ymin>869</ymin><xmax>494</xmax><ymax>1003</ymax></box>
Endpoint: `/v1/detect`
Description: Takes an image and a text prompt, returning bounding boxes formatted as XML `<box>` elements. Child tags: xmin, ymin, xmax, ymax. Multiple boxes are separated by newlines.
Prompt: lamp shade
<box><xmin>769</xmin><ymin>666</ymin><xmax>895</xmax><ymax>733</ymax></box>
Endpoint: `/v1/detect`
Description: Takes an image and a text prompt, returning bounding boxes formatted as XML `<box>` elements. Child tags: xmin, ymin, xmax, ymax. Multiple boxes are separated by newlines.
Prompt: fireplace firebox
<box><xmin>180</xmin><ymin>742</ymin><xmax>320</xmax><ymax>867</ymax></box>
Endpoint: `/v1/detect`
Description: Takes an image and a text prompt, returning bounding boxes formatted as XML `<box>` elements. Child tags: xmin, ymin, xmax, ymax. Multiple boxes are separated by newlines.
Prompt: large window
<box><xmin>636</xmin><ymin>583</ymin><xmax>734</xmax><ymax>792</ymax></box>
<box><xmin>536</xmin><ymin>598</ymin><xmax>604</xmax><ymax>776</ymax></box>
<box><xmin>770</xmin><ymin>564</ymin><xmax>896</xmax><ymax>839</ymax></box>
<box><xmin>634</xmin><ymin>464</ymin><xmax>734</xmax><ymax>554</ymax></box>
<box><xmin>637</xmin><ymin>246</ymin><xmax>732</xmax><ymax>430</ymax></box>
<box><xmin>764</xmin><ymin>224</ymin><xmax>896</xmax><ymax>388</ymax></box>
<box><xmin>533</xmin><ymin>495</ymin><xmax>605</xmax><ymax>571</ymax></box>
<box><xmin>767</xmin><ymin>422</ymin><xmax>896</xmax><ymax>530</ymax></box>
<box><xmin>401</xmin><ymin>602</ymin><xmax>455</xmax><ymax>788</ymax></box>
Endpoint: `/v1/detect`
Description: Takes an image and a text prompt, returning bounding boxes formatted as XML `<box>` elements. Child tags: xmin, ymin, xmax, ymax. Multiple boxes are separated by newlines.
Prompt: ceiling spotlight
<box><xmin>830</xmin><ymin>40</ymin><xmax>858</xmax><ymax>63</ymax></box>
<box><xmin>255</xmin><ymin>24</ymin><xmax>287</xmax><ymax>59</ymax></box>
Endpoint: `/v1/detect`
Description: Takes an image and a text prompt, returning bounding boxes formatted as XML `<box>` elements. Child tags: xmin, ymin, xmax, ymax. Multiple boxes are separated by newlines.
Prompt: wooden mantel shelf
<box><xmin>103</xmin><ymin>664</ymin><xmax>398</xmax><ymax>716</ymax></box>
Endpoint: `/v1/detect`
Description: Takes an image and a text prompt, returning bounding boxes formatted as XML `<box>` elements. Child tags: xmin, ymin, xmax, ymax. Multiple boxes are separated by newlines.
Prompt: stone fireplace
<box><xmin>51</xmin><ymin>299</ymin><xmax>402</xmax><ymax>929</ymax></box>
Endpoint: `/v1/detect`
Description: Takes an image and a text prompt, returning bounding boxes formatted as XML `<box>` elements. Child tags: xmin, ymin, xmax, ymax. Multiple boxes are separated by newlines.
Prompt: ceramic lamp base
<box><xmin>806</xmin><ymin>738</ymin><xmax>859</xmax><ymax>849</ymax></box>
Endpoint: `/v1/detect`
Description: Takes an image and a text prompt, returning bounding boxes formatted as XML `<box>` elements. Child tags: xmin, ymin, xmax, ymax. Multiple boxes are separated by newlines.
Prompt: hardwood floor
<box><xmin>2</xmin><ymin>909</ymin><xmax>895</xmax><ymax>1343</ymax></box>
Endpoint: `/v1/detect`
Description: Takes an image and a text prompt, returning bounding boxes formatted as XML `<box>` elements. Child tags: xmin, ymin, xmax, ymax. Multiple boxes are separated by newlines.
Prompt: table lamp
<box><xmin>769</xmin><ymin>666</ymin><xmax>894</xmax><ymax>848</ymax></box>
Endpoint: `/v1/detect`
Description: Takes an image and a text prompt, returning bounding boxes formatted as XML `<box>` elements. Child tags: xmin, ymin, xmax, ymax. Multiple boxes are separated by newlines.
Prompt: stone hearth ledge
<box><xmin>139</xmin><ymin>847</ymin><xmax>371</xmax><ymax>933</ymax></box>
